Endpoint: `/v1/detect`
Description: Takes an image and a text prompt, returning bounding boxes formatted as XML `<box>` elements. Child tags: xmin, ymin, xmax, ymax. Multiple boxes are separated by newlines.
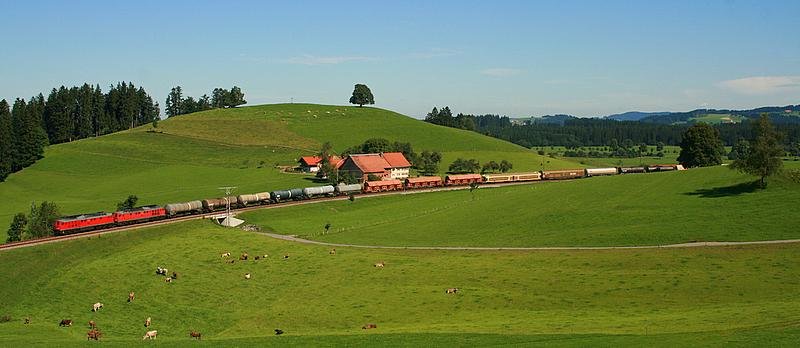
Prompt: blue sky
<box><xmin>1</xmin><ymin>0</ymin><xmax>798</xmax><ymax>117</ymax></box>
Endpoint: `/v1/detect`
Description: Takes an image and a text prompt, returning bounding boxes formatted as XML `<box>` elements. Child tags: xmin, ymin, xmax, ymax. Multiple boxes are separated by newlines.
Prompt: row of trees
<box><xmin>165</xmin><ymin>86</ymin><xmax>246</xmax><ymax>117</ymax></box>
<box><xmin>448</xmin><ymin>158</ymin><xmax>512</xmax><ymax>174</ymax></box>
<box><xmin>6</xmin><ymin>201</ymin><xmax>60</xmax><ymax>242</ymax></box>
<box><xmin>0</xmin><ymin>82</ymin><xmax>159</xmax><ymax>182</ymax></box>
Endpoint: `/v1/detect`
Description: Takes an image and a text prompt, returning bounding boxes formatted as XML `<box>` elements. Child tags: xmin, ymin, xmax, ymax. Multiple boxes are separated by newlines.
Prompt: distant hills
<box><xmin>517</xmin><ymin>105</ymin><xmax>800</xmax><ymax>125</ymax></box>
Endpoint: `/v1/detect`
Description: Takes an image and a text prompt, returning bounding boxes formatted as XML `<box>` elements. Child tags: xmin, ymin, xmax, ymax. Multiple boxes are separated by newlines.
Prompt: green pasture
<box><xmin>242</xmin><ymin>164</ymin><xmax>800</xmax><ymax>247</ymax></box>
<box><xmin>0</xmin><ymin>104</ymin><xmax>575</xmax><ymax>235</ymax></box>
<box><xmin>689</xmin><ymin>113</ymin><xmax>745</xmax><ymax>124</ymax></box>
<box><xmin>0</xmin><ymin>220</ymin><xmax>799</xmax><ymax>346</ymax></box>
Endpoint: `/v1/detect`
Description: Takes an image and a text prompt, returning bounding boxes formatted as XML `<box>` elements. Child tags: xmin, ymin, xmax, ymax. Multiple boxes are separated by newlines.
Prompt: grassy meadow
<box><xmin>0</xmin><ymin>220</ymin><xmax>799</xmax><ymax>346</ymax></box>
<box><xmin>0</xmin><ymin>103</ymin><xmax>576</xmax><ymax>235</ymax></box>
<box><xmin>241</xmin><ymin>164</ymin><xmax>800</xmax><ymax>247</ymax></box>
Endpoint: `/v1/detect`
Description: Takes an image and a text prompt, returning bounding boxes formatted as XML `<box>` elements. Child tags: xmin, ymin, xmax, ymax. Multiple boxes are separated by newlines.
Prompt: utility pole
<box><xmin>218</xmin><ymin>186</ymin><xmax>237</xmax><ymax>226</ymax></box>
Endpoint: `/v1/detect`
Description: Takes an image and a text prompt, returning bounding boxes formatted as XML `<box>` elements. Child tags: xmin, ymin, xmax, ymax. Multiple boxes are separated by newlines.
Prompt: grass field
<box><xmin>0</xmin><ymin>104</ymin><xmax>576</xmax><ymax>236</ymax></box>
<box><xmin>241</xmin><ymin>164</ymin><xmax>800</xmax><ymax>247</ymax></box>
<box><xmin>689</xmin><ymin>113</ymin><xmax>745</xmax><ymax>124</ymax></box>
<box><xmin>1</xmin><ymin>220</ymin><xmax>799</xmax><ymax>346</ymax></box>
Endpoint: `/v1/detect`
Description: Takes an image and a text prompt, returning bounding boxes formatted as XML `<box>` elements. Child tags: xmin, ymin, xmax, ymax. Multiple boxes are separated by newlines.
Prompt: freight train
<box><xmin>52</xmin><ymin>164</ymin><xmax>683</xmax><ymax>235</ymax></box>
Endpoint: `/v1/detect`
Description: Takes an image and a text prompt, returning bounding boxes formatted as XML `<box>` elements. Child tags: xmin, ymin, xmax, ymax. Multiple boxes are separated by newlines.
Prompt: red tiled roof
<box><xmin>382</xmin><ymin>152</ymin><xmax>411</xmax><ymax>168</ymax></box>
<box><xmin>299</xmin><ymin>156</ymin><xmax>343</xmax><ymax>167</ymax></box>
<box><xmin>349</xmin><ymin>154</ymin><xmax>389</xmax><ymax>173</ymax></box>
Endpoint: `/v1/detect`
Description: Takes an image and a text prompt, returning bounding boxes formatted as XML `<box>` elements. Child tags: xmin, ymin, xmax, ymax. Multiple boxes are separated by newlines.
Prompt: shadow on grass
<box><xmin>684</xmin><ymin>180</ymin><xmax>762</xmax><ymax>198</ymax></box>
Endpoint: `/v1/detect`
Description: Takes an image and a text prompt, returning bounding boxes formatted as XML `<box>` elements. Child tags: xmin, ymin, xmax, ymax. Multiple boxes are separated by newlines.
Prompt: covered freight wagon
<box><xmin>237</xmin><ymin>192</ymin><xmax>270</xmax><ymax>206</ymax></box>
<box><xmin>542</xmin><ymin>169</ymin><xmax>584</xmax><ymax>180</ymax></box>
<box><xmin>584</xmin><ymin>167</ymin><xmax>618</xmax><ymax>177</ymax></box>
<box><xmin>405</xmin><ymin>176</ymin><xmax>444</xmax><ymax>189</ymax></box>
<box><xmin>165</xmin><ymin>200</ymin><xmax>203</xmax><ymax>216</ymax></box>
<box><xmin>444</xmin><ymin>174</ymin><xmax>483</xmax><ymax>186</ymax></box>
<box><xmin>364</xmin><ymin>180</ymin><xmax>403</xmax><ymax>193</ymax></box>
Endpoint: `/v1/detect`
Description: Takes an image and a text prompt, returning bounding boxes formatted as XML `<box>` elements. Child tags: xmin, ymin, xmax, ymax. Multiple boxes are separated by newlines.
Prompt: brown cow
<box><xmin>87</xmin><ymin>329</ymin><xmax>101</xmax><ymax>341</ymax></box>
<box><xmin>88</xmin><ymin>320</ymin><xmax>97</xmax><ymax>329</ymax></box>
<box><xmin>254</xmin><ymin>255</ymin><xmax>260</xmax><ymax>261</ymax></box>
<box><xmin>373</xmin><ymin>261</ymin><xmax>385</xmax><ymax>268</ymax></box>
<box><xmin>445</xmin><ymin>288</ymin><xmax>459</xmax><ymax>294</ymax></box>
<box><xmin>362</xmin><ymin>323</ymin><xmax>377</xmax><ymax>329</ymax></box>
<box><xmin>128</xmin><ymin>291</ymin><xmax>135</xmax><ymax>302</ymax></box>
<box><xmin>240</xmin><ymin>252</ymin><xmax>248</xmax><ymax>261</ymax></box>
<box><xmin>144</xmin><ymin>317</ymin><xmax>151</xmax><ymax>328</ymax></box>
<box><xmin>189</xmin><ymin>331</ymin><xmax>202</xmax><ymax>340</ymax></box>
<box><xmin>59</xmin><ymin>319</ymin><xmax>72</xmax><ymax>327</ymax></box>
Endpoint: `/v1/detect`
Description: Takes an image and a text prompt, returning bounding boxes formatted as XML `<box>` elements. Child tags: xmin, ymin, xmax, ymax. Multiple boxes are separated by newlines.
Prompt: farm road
<box><xmin>259</xmin><ymin>232</ymin><xmax>800</xmax><ymax>250</ymax></box>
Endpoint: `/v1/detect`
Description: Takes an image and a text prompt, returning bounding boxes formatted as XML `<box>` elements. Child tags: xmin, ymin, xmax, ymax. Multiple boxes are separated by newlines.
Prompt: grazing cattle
<box><xmin>240</xmin><ymin>252</ymin><xmax>248</xmax><ymax>261</ymax></box>
<box><xmin>88</xmin><ymin>320</ymin><xmax>97</xmax><ymax>329</ymax></box>
<box><xmin>283</xmin><ymin>254</ymin><xmax>289</xmax><ymax>260</ymax></box>
<box><xmin>171</xmin><ymin>272</ymin><xmax>178</xmax><ymax>280</ymax></box>
<box><xmin>274</xmin><ymin>329</ymin><xmax>284</xmax><ymax>335</ymax></box>
<box><xmin>92</xmin><ymin>303</ymin><xmax>103</xmax><ymax>312</ymax></box>
<box><xmin>263</xmin><ymin>254</ymin><xmax>269</xmax><ymax>259</ymax></box>
<box><xmin>165</xmin><ymin>277</ymin><xmax>172</xmax><ymax>283</ymax></box>
<box><xmin>144</xmin><ymin>317</ymin><xmax>151</xmax><ymax>328</ymax></box>
<box><xmin>254</xmin><ymin>255</ymin><xmax>260</xmax><ymax>261</ymax></box>
<box><xmin>87</xmin><ymin>329</ymin><xmax>101</xmax><ymax>341</ymax></box>
<box><xmin>221</xmin><ymin>252</ymin><xmax>231</xmax><ymax>258</ymax></box>
<box><xmin>59</xmin><ymin>319</ymin><xmax>72</xmax><ymax>327</ymax></box>
<box><xmin>24</xmin><ymin>317</ymin><xmax>30</xmax><ymax>325</ymax></box>
<box><xmin>373</xmin><ymin>261</ymin><xmax>385</xmax><ymax>268</ymax></box>
<box><xmin>445</xmin><ymin>288</ymin><xmax>459</xmax><ymax>294</ymax></box>
<box><xmin>128</xmin><ymin>291</ymin><xmax>135</xmax><ymax>302</ymax></box>
<box><xmin>362</xmin><ymin>323</ymin><xmax>377</xmax><ymax>329</ymax></box>
<box><xmin>142</xmin><ymin>330</ymin><xmax>158</xmax><ymax>340</ymax></box>
<box><xmin>329</xmin><ymin>248</ymin><xmax>336</xmax><ymax>255</ymax></box>
<box><xmin>189</xmin><ymin>331</ymin><xmax>202</xmax><ymax>340</ymax></box>
<box><xmin>244</xmin><ymin>273</ymin><xmax>251</xmax><ymax>280</ymax></box>
<box><xmin>226</xmin><ymin>259</ymin><xmax>235</xmax><ymax>264</ymax></box>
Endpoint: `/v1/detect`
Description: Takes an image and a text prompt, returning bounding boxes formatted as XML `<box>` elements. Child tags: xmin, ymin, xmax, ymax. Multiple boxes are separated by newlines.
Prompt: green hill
<box><xmin>0</xmin><ymin>103</ymin><xmax>576</xmax><ymax>234</ymax></box>
<box><xmin>1</xmin><ymin>220</ymin><xmax>798</xmax><ymax>346</ymax></box>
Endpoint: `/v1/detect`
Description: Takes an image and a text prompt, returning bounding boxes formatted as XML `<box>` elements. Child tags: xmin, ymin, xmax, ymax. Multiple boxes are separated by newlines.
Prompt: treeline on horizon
<box><xmin>424</xmin><ymin>106</ymin><xmax>800</xmax><ymax>150</ymax></box>
<box><xmin>164</xmin><ymin>86</ymin><xmax>246</xmax><ymax>117</ymax></box>
<box><xmin>0</xmin><ymin>82</ymin><xmax>159</xmax><ymax>182</ymax></box>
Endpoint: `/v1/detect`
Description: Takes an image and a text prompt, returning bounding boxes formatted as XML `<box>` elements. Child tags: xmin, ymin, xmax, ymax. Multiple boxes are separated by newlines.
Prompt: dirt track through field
<box><xmin>258</xmin><ymin>232</ymin><xmax>800</xmax><ymax>250</ymax></box>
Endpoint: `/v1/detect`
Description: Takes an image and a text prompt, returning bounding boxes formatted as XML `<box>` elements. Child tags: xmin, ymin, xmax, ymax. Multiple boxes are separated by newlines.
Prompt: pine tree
<box><xmin>0</xmin><ymin>99</ymin><xmax>12</xmax><ymax>181</ymax></box>
<box><xmin>228</xmin><ymin>86</ymin><xmax>246</xmax><ymax>107</ymax></box>
<box><xmin>6</xmin><ymin>213</ymin><xmax>27</xmax><ymax>242</ymax></box>
<box><xmin>211</xmin><ymin>88</ymin><xmax>229</xmax><ymax>108</ymax></box>
<box><xmin>165</xmin><ymin>86</ymin><xmax>184</xmax><ymax>117</ymax></box>
<box><xmin>11</xmin><ymin>98</ymin><xmax>48</xmax><ymax>171</ymax></box>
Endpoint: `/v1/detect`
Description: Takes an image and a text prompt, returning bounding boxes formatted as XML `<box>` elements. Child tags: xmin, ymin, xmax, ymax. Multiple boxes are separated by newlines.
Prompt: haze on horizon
<box><xmin>0</xmin><ymin>0</ymin><xmax>798</xmax><ymax>118</ymax></box>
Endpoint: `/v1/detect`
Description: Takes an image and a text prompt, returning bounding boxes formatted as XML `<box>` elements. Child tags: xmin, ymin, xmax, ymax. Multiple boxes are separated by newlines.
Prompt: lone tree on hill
<box><xmin>349</xmin><ymin>84</ymin><xmax>374</xmax><ymax>107</ymax></box>
<box><xmin>731</xmin><ymin>114</ymin><xmax>784</xmax><ymax>187</ymax></box>
<box><xmin>677</xmin><ymin>123</ymin><xmax>725</xmax><ymax>168</ymax></box>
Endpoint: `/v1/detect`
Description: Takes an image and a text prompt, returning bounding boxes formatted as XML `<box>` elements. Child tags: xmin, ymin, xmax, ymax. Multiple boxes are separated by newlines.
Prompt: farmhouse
<box><xmin>297</xmin><ymin>156</ymin><xmax>344</xmax><ymax>173</ymax></box>
<box><xmin>338</xmin><ymin>152</ymin><xmax>411</xmax><ymax>181</ymax></box>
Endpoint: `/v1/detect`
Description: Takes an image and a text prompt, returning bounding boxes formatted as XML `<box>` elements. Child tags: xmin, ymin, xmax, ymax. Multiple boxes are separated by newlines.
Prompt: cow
<box><xmin>92</xmin><ymin>303</ymin><xmax>103</xmax><ymax>312</ymax></box>
<box><xmin>144</xmin><ymin>317</ymin><xmax>151</xmax><ymax>328</ymax></box>
<box><xmin>142</xmin><ymin>330</ymin><xmax>158</xmax><ymax>340</ymax></box>
<box><xmin>88</xmin><ymin>320</ymin><xmax>97</xmax><ymax>329</ymax></box>
<box><xmin>156</xmin><ymin>266</ymin><xmax>165</xmax><ymax>275</ymax></box>
<box><xmin>226</xmin><ymin>259</ymin><xmax>235</xmax><ymax>264</ymax></box>
<box><xmin>59</xmin><ymin>319</ymin><xmax>72</xmax><ymax>327</ymax></box>
<box><xmin>189</xmin><ymin>331</ymin><xmax>202</xmax><ymax>340</ymax></box>
<box><xmin>263</xmin><ymin>254</ymin><xmax>269</xmax><ymax>259</ymax></box>
<box><xmin>329</xmin><ymin>248</ymin><xmax>336</xmax><ymax>255</ymax></box>
<box><xmin>244</xmin><ymin>273</ymin><xmax>251</xmax><ymax>280</ymax></box>
<box><xmin>128</xmin><ymin>291</ymin><xmax>135</xmax><ymax>302</ymax></box>
<box><xmin>24</xmin><ymin>317</ymin><xmax>30</xmax><ymax>325</ymax></box>
<box><xmin>240</xmin><ymin>252</ymin><xmax>248</xmax><ymax>261</ymax></box>
<box><xmin>165</xmin><ymin>277</ymin><xmax>172</xmax><ymax>283</ymax></box>
<box><xmin>373</xmin><ymin>261</ymin><xmax>385</xmax><ymax>268</ymax></box>
<box><xmin>221</xmin><ymin>252</ymin><xmax>231</xmax><ymax>258</ymax></box>
<box><xmin>87</xmin><ymin>329</ymin><xmax>101</xmax><ymax>341</ymax></box>
<box><xmin>362</xmin><ymin>323</ymin><xmax>377</xmax><ymax>329</ymax></box>
<box><xmin>283</xmin><ymin>254</ymin><xmax>289</xmax><ymax>260</ymax></box>
<box><xmin>445</xmin><ymin>288</ymin><xmax>459</xmax><ymax>294</ymax></box>
<box><xmin>254</xmin><ymin>255</ymin><xmax>260</xmax><ymax>261</ymax></box>
<box><xmin>171</xmin><ymin>272</ymin><xmax>178</xmax><ymax>280</ymax></box>
<box><xmin>274</xmin><ymin>329</ymin><xmax>284</xmax><ymax>335</ymax></box>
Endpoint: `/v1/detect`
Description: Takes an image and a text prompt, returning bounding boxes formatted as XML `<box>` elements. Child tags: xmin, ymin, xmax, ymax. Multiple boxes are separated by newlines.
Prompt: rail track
<box><xmin>0</xmin><ymin>180</ymin><xmax>538</xmax><ymax>252</ymax></box>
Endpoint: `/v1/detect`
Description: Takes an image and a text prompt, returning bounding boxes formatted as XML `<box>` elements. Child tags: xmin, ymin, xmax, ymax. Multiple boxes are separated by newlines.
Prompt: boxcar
<box><xmin>405</xmin><ymin>176</ymin><xmax>444</xmax><ymax>189</ymax></box>
<box><xmin>335</xmin><ymin>183</ymin><xmax>362</xmax><ymax>195</ymax></box>
<box><xmin>237</xmin><ymin>192</ymin><xmax>270</xmax><ymax>206</ymax></box>
<box><xmin>512</xmin><ymin>172</ymin><xmax>542</xmax><ymax>181</ymax></box>
<box><xmin>584</xmin><ymin>167</ymin><xmax>618</xmax><ymax>177</ymax></box>
<box><xmin>364</xmin><ymin>180</ymin><xmax>403</xmax><ymax>193</ymax></box>
<box><xmin>165</xmin><ymin>200</ymin><xmax>203</xmax><ymax>216</ymax></box>
<box><xmin>53</xmin><ymin>212</ymin><xmax>115</xmax><ymax>234</ymax></box>
<box><xmin>482</xmin><ymin>173</ymin><xmax>514</xmax><ymax>183</ymax></box>
<box><xmin>114</xmin><ymin>205</ymin><xmax>166</xmax><ymax>224</ymax></box>
<box><xmin>303</xmin><ymin>185</ymin><xmax>335</xmax><ymax>198</ymax></box>
<box><xmin>444</xmin><ymin>174</ymin><xmax>483</xmax><ymax>186</ymax></box>
<box><xmin>542</xmin><ymin>169</ymin><xmax>584</xmax><ymax>180</ymax></box>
